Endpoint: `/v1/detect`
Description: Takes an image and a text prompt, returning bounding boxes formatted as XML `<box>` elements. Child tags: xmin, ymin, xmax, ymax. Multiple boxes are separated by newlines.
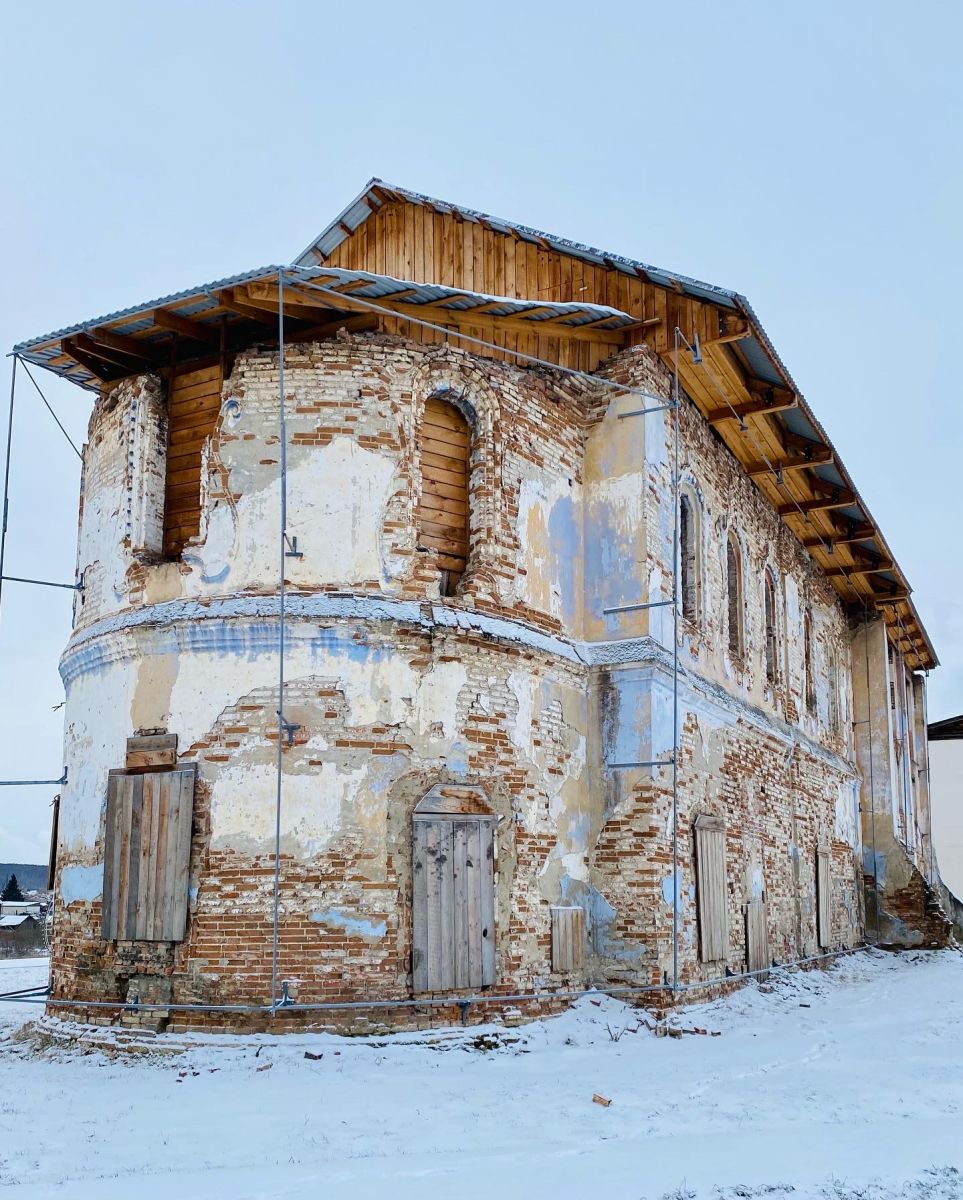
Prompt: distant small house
<box><xmin>0</xmin><ymin>901</ymin><xmax>43</xmax><ymax>918</ymax></box>
<box><xmin>0</xmin><ymin>914</ymin><xmax>44</xmax><ymax>957</ymax></box>
<box><xmin>929</xmin><ymin>716</ymin><xmax>963</xmax><ymax>899</ymax></box>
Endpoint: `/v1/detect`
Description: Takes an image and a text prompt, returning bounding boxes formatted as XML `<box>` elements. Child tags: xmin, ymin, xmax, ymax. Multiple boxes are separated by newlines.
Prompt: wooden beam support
<box><xmin>803</xmin><ymin>523</ymin><xmax>877</xmax><ymax>550</ymax></box>
<box><xmin>705</xmin><ymin>395</ymin><xmax>798</xmax><ymax>424</ymax></box>
<box><xmin>283</xmin><ymin>313</ymin><xmax>379</xmax><ymax>341</ymax></box>
<box><xmin>89</xmin><ymin>325</ymin><xmax>164</xmax><ymax>365</ymax></box>
<box><xmin>61</xmin><ymin>336</ymin><xmax>120</xmax><ymax>382</ymax></box>
<box><xmin>216</xmin><ymin>288</ymin><xmax>299</xmax><ymax>327</ymax></box>
<box><xmin>65</xmin><ymin>332</ymin><xmax>147</xmax><ymax>373</ymax></box>
<box><xmin>274</xmin><ymin>280</ymin><xmax>633</xmax><ymax>346</ymax></box>
<box><xmin>232</xmin><ymin>285</ymin><xmax>338</xmax><ymax>325</ymax></box>
<box><xmin>745</xmin><ymin>447</ymin><xmax>834</xmax><ymax>477</ymax></box>
<box><xmin>778</xmin><ymin>487</ymin><xmax>856</xmax><ymax>516</ymax></box>
<box><xmin>152</xmin><ymin>308</ymin><xmax>219</xmax><ymax>344</ymax></box>
<box><xmin>823</xmin><ymin>557</ymin><xmax>895</xmax><ymax>578</ymax></box>
<box><xmin>872</xmin><ymin>587</ymin><xmax>911</xmax><ymax>604</ymax></box>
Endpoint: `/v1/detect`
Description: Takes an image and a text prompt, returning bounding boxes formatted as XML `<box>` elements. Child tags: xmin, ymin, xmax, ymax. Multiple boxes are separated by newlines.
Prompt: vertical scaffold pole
<box><xmin>0</xmin><ymin>355</ymin><xmax>19</xmax><ymax>628</ymax></box>
<box><xmin>671</xmin><ymin>329</ymin><xmax>681</xmax><ymax>992</ymax></box>
<box><xmin>862</xmin><ymin>604</ymin><xmax>881</xmax><ymax>945</ymax></box>
<box><xmin>271</xmin><ymin>270</ymin><xmax>288</xmax><ymax>1014</ymax></box>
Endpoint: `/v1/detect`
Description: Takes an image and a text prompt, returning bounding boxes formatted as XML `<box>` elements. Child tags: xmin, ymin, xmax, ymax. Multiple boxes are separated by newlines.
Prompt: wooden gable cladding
<box><xmin>319</xmin><ymin>198</ymin><xmax>934</xmax><ymax>669</ymax></box>
<box><xmin>102</xmin><ymin>766</ymin><xmax>196</xmax><ymax>942</ymax></box>
<box><xmin>163</xmin><ymin>363</ymin><xmax>223</xmax><ymax>558</ymax></box>
<box><xmin>417</xmin><ymin>397</ymin><xmax>470</xmax><ymax>580</ymax></box>
<box><xmin>320</xmin><ymin>200</ymin><xmax>668</xmax><ymax>374</ymax></box>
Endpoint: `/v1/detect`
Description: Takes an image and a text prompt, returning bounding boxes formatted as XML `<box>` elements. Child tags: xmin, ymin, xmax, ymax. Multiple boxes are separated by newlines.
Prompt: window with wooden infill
<box><xmin>694</xmin><ymin>814</ymin><xmax>728</xmax><ymax>963</ymax></box>
<box><xmin>816</xmin><ymin>846</ymin><xmax>832</xmax><ymax>949</ymax></box>
<box><xmin>163</xmin><ymin>364</ymin><xmax>223</xmax><ymax>558</ymax></box>
<box><xmin>417</xmin><ymin>395</ymin><xmax>470</xmax><ymax>596</ymax></box>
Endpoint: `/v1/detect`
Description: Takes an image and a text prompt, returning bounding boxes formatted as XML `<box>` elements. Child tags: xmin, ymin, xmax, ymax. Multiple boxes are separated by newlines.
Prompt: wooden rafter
<box><xmin>254</xmin><ymin>280</ymin><xmax>633</xmax><ymax>347</ymax></box>
<box><xmin>745</xmin><ymin>447</ymin><xmax>834</xmax><ymax>477</ymax></box>
<box><xmin>89</xmin><ymin>326</ymin><xmax>164</xmax><ymax>366</ymax></box>
<box><xmin>152</xmin><ymin>308</ymin><xmax>219</xmax><ymax>344</ymax></box>
<box><xmin>705</xmin><ymin>395</ymin><xmax>798</xmax><ymax>425</ymax></box>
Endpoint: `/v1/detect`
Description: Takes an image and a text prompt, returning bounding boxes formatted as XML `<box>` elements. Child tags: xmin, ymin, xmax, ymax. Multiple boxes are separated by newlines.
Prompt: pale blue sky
<box><xmin>1</xmin><ymin>0</ymin><xmax>961</xmax><ymax>862</ymax></box>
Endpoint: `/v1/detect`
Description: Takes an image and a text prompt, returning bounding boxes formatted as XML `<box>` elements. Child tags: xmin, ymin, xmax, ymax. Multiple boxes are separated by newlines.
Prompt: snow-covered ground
<box><xmin>2</xmin><ymin>950</ymin><xmax>962</xmax><ymax>1199</ymax></box>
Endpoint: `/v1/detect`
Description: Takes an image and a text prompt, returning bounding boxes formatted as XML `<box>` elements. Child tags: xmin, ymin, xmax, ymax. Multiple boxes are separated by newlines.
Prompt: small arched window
<box><xmin>764</xmin><ymin>570</ymin><xmax>778</xmax><ymax>682</ymax></box>
<box><xmin>418</xmin><ymin>394</ymin><xmax>471</xmax><ymax>597</ymax></box>
<box><xmin>803</xmin><ymin>611</ymin><xmax>815</xmax><ymax>712</ymax></box>
<box><xmin>726</xmin><ymin>532</ymin><xmax>744</xmax><ymax>658</ymax></box>
<box><xmin>679</xmin><ymin>493</ymin><xmax>699</xmax><ymax>623</ymax></box>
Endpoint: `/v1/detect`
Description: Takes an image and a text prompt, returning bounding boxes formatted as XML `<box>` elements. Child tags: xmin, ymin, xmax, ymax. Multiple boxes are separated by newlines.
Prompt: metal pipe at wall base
<box><xmin>0</xmin><ymin>945</ymin><xmax>869</xmax><ymax>1014</ymax></box>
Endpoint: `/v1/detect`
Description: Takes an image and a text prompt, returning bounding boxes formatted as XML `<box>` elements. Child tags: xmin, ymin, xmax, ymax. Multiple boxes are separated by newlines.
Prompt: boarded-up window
<box><xmin>102</xmin><ymin>767</ymin><xmax>195</xmax><ymax>942</ymax></box>
<box><xmin>764</xmin><ymin>570</ymin><xmax>778</xmax><ymax>682</ymax></box>
<box><xmin>163</xmin><ymin>364</ymin><xmax>223</xmax><ymax>558</ymax></box>
<box><xmin>412</xmin><ymin>813</ymin><xmax>495</xmax><ymax>992</ymax></box>
<box><xmin>803</xmin><ymin>611</ymin><xmax>815</xmax><ymax>713</ymax></box>
<box><xmin>550</xmin><ymin>906</ymin><xmax>585</xmax><ymax>973</ymax></box>
<box><xmin>817</xmin><ymin>847</ymin><xmax>832</xmax><ymax>949</ymax></box>
<box><xmin>680</xmin><ymin>493</ymin><xmax>698</xmax><ymax>623</ymax></box>
<box><xmin>694</xmin><ymin>815</ymin><xmax>728</xmax><ymax>963</ymax></box>
<box><xmin>417</xmin><ymin>395</ymin><xmax>470</xmax><ymax>596</ymax></box>
<box><xmin>726</xmin><ymin>533</ymin><xmax>744</xmax><ymax>658</ymax></box>
<box><xmin>746</xmin><ymin>897</ymin><xmax>769</xmax><ymax>980</ymax></box>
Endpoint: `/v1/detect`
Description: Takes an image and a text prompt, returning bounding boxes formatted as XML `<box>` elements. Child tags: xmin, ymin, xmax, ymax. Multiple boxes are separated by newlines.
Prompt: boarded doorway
<box><xmin>412</xmin><ymin>786</ymin><xmax>496</xmax><ymax>993</ymax></box>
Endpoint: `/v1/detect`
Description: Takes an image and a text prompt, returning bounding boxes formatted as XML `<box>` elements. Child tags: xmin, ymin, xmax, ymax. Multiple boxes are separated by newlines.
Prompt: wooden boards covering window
<box><xmin>412</xmin><ymin>814</ymin><xmax>495</xmax><ymax>993</ymax></box>
<box><xmin>163</xmin><ymin>364</ymin><xmax>222</xmax><ymax>558</ymax></box>
<box><xmin>102</xmin><ymin>767</ymin><xmax>195</xmax><ymax>942</ymax></box>
<box><xmin>694</xmin><ymin>815</ymin><xmax>728</xmax><ymax>963</ymax></box>
<box><xmin>550</xmin><ymin>906</ymin><xmax>585</xmax><ymax>973</ymax></box>
<box><xmin>746</xmin><ymin>897</ymin><xmax>769</xmax><ymax>980</ymax></box>
<box><xmin>417</xmin><ymin>397</ymin><xmax>470</xmax><ymax>583</ymax></box>
<box><xmin>817</xmin><ymin>847</ymin><xmax>832</xmax><ymax>949</ymax></box>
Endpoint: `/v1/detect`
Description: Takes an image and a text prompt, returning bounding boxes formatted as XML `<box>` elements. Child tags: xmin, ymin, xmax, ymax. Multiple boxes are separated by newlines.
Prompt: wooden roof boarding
<box><xmin>11</xmin><ymin>179</ymin><xmax>936</xmax><ymax>670</ymax></box>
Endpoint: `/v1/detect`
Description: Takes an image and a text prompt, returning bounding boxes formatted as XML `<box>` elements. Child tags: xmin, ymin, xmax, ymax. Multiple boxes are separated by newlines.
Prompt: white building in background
<box><xmin>929</xmin><ymin>716</ymin><xmax>963</xmax><ymax>898</ymax></box>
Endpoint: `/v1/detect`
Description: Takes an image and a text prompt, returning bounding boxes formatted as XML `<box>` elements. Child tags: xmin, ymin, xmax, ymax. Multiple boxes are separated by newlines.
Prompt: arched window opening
<box><xmin>827</xmin><ymin>649</ymin><xmax>840</xmax><ymax>733</ymax></box>
<box><xmin>803</xmin><ymin>611</ymin><xmax>815</xmax><ymax>713</ymax></box>
<box><xmin>764</xmin><ymin>570</ymin><xmax>778</xmax><ymax>682</ymax></box>
<box><xmin>417</xmin><ymin>394</ymin><xmax>471</xmax><ymax>597</ymax></box>
<box><xmin>679</xmin><ymin>493</ymin><xmax>699</xmax><ymax>623</ymax></box>
<box><xmin>726</xmin><ymin>532</ymin><xmax>744</xmax><ymax>658</ymax></box>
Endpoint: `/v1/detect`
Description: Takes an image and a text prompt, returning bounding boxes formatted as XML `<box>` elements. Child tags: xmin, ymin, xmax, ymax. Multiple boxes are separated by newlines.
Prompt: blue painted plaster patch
<box><xmin>60</xmin><ymin>863</ymin><xmax>103</xmax><ymax>905</ymax></box>
<box><xmin>862</xmin><ymin>848</ymin><xmax>887</xmax><ymax>886</ymax></box>
<box><xmin>548</xmin><ymin>495</ymin><xmax>579</xmax><ymax>628</ymax></box>
<box><xmin>446</xmin><ymin>742</ymin><xmax>469</xmax><ymax>776</ymax></box>
<box><xmin>662</xmin><ymin>869</ymin><xmax>685</xmax><ymax>913</ymax></box>
<box><xmin>309</xmin><ymin>908</ymin><xmax>386</xmax><ymax>939</ymax></box>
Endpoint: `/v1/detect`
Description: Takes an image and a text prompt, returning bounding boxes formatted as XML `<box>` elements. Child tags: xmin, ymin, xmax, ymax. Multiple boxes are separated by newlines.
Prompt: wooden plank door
<box><xmin>102</xmin><ymin>767</ymin><xmax>195</xmax><ymax>941</ymax></box>
<box><xmin>412</xmin><ymin>815</ymin><xmax>495</xmax><ymax>993</ymax></box>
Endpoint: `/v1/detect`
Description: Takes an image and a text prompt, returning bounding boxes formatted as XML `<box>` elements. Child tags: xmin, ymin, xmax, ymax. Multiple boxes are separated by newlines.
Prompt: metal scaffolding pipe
<box><xmin>0</xmin><ymin>355</ymin><xmax>17</xmax><ymax>629</ymax></box>
<box><xmin>270</xmin><ymin>268</ymin><xmax>288</xmax><ymax>1015</ymax></box>
<box><xmin>0</xmin><ymin>944</ymin><xmax>869</xmax><ymax>1013</ymax></box>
